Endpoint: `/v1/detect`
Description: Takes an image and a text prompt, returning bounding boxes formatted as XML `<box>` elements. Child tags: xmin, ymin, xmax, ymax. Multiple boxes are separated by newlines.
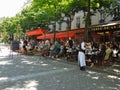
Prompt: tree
<box><xmin>0</xmin><ymin>0</ymin><xmax>117</xmax><ymax>42</ymax></box>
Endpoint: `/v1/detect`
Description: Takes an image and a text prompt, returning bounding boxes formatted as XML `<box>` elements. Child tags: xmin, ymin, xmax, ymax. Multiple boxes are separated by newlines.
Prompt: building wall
<box><xmin>91</xmin><ymin>11</ymin><xmax>100</xmax><ymax>25</ymax></box>
<box><xmin>49</xmin><ymin>9</ymin><xmax>113</xmax><ymax>31</ymax></box>
<box><xmin>74</xmin><ymin>10</ymin><xmax>113</xmax><ymax>27</ymax></box>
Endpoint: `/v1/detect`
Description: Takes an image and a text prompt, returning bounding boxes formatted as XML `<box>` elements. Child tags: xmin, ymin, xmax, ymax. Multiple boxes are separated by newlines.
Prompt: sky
<box><xmin>0</xmin><ymin>0</ymin><xmax>28</xmax><ymax>18</ymax></box>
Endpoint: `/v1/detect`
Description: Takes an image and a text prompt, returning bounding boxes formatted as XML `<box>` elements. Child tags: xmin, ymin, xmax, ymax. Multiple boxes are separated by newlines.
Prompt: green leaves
<box><xmin>0</xmin><ymin>0</ymin><xmax>117</xmax><ymax>42</ymax></box>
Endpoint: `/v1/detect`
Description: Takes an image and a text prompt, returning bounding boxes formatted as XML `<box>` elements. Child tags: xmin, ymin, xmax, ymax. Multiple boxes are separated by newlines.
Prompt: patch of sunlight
<box><xmin>21</xmin><ymin>58</ymin><xmax>27</xmax><ymax>60</ymax></box>
<box><xmin>56</xmin><ymin>58</ymin><xmax>60</xmax><ymax>60</ymax></box>
<box><xmin>41</xmin><ymin>63</ymin><xmax>48</xmax><ymax>66</ymax></box>
<box><xmin>87</xmin><ymin>74</ymin><xmax>90</xmax><ymax>77</ymax></box>
<box><xmin>92</xmin><ymin>77</ymin><xmax>99</xmax><ymax>79</ymax></box>
<box><xmin>0</xmin><ymin>51</ymin><xmax>10</xmax><ymax>56</ymax></box>
<box><xmin>116</xmin><ymin>84</ymin><xmax>120</xmax><ymax>87</ymax></box>
<box><xmin>113</xmin><ymin>64</ymin><xmax>120</xmax><ymax>67</ymax></box>
<box><xmin>56</xmin><ymin>80</ymin><xmax>60</xmax><ymax>83</ymax></box>
<box><xmin>113</xmin><ymin>69</ymin><xmax>120</xmax><ymax>73</ymax></box>
<box><xmin>22</xmin><ymin>61</ymin><xmax>33</xmax><ymax>64</ymax></box>
<box><xmin>53</xmin><ymin>67</ymin><xmax>57</xmax><ymax>69</ymax></box>
<box><xmin>99</xmin><ymin>86</ymin><xmax>104</xmax><ymax>89</ymax></box>
<box><xmin>64</xmin><ymin>68</ymin><xmax>68</xmax><ymax>70</ymax></box>
<box><xmin>87</xmin><ymin>70</ymin><xmax>97</xmax><ymax>74</ymax></box>
<box><xmin>108</xmin><ymin>87</ymin><xmax>118</xmax><ymax>90</ymax></box>
<box><xmin>32</xmin><ymin>56</ymin><xmax>36</xmax><ymax>58</ymax></box>
<box><xmin>0</xmin><ymin>61</ymin><xmax>12</xmax><ymax>65</ymax></box>
<box><xmin>5</xmin><ymin>80</ymin><xmax>38</xmax><ymax>90</ymax></box>
<box><xmin>0</xmin><ymin>77</ymin><xmax>8</xmax><ymax>81</ymax></box>
<box><xmin>107</xmin><ymin>75</ymin><xmax>118</xmax><ymax>79</ymax></box>
<box><xmin>25</xmin><ymin>80</ymin><xmax>38</xmax><ymax>88</ymax></box>
<box><xmin>5</xmin><ymin>87</ymin><xmax>37</xmax><ymax>90</ymax></box>
<box><xmin>40</xmin><ymin>61</ymin><xmax>44</xmax><ymax>63</ymax></box>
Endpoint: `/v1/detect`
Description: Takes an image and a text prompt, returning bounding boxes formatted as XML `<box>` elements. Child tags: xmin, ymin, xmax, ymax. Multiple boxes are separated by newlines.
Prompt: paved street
<box><xmin>0</xmin><ymin>43</ymin><xmax>120</xmax><ymax>90</ymax></box>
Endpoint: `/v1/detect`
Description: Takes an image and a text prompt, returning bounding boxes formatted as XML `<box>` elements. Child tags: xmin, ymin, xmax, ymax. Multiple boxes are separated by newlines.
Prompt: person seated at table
<box><xmin>64</xmin><ymin>41</ymin><xmax>70</xmax><ymax>56</ymax></box>
<box><xmin>68</xmin><ymin>37</ymin><xmax>73</xmax><ymax>48</ymax></box>
<box><xmin>111</xmin><ymin>43</ymin><xmax>119</xmax><ymax>63</ymax></box>
<box><xmin>22</xmin><ymin>38</ymin><xmax>28</xmax><ymax>54</ymax></box>
<box><xmin>103</xmin><ymin>43</ymin><xmax>112</xmax><ymax>65</ymax></box>
<box><xmin>86</xmin><ymin>44</ymin><xmax>106</xmax><ymax>67</ymax></box>
<box><xmin>86</xmin><ymin>54</ymin><xmax>96</xmax><ymax>67</ymax></box>
<box><xmin>50</xmin><ymin>41</ymin><xmax>61</xmax><ymax>58</ymax></box>
<box><xmin>56</xmin><ymin>44</ymin><xmax>65</xmax><ymax>58</ymax></box>
<box><xmin>85</xmin><ymin>41</ymin><xmax>93</xmax><ymax>63</ymax></box>
<box><xmin>95</xmin><ymin>43</ymin><xmax>106</xmax><ymax>66</ymax></box>
<box><xmin>34</xmin><ymin>46</ymin><xmax>40</xmax><ymax>52</ymax></box>
<box><xmin>28</xmin><ymin>40</ymin><xmax>35</xmax><ymax>51</ymax></box>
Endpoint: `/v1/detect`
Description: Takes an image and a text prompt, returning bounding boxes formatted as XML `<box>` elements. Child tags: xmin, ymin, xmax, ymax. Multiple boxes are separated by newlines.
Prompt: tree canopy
<box><xmin>0</xmin><ymin>0</ymin><xmax>118</xmax><ymax>42</ymax></box>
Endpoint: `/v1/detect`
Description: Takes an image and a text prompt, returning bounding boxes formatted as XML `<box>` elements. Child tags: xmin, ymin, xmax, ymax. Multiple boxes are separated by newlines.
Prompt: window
<box><xmin>76</xmin><ymin>17</ymin><xmax>80</xmax><ymax>28</ymax></box>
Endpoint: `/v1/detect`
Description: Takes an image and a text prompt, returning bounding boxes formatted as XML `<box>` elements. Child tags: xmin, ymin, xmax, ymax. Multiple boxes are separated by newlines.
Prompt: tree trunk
<box><xmin>84</xmin><ymin>0</ymin><xmax>91</xmax><ymax>42</ymax></box>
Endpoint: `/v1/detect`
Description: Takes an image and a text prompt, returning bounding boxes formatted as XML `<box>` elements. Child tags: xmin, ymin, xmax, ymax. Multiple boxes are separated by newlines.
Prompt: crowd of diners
<box><xmin>18</xmin><ymin>37</ymin><xmax>120</xmax><ymax>67</ymax></box>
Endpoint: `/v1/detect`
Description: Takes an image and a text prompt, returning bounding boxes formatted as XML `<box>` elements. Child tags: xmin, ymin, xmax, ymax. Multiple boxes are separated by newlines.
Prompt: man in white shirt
<box><xmin>80</xmin><ymin>40</ymin><xmax>85</xmax><ymax>53</ymax></box>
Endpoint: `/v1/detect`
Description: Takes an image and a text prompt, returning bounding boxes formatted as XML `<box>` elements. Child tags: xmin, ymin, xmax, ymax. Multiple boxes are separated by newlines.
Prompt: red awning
<box><xmin>37</xmin><ymin>29</ymin><xmax>84</xmax><ymax>39</ymax></box>
<box><xmin>37</xmin><ymin>33</ymin><xmax>74</xmax><ymax>39</ymax></box>
<box><xmin>45</xmin><ymin>33</ymin><xmax>54</xmax><ymax>39</ymax></box>
<box><xmin>26</xmin><ymin>29</ymin><xmax>47</xmax><ymax>36</ymax></box>
<box><xmin>57</xmin><ymin>33</ymin><xmax>74</xmax><ymax>38</ymax></box>
<box><xmin>36</xmin><ymin>35</ymin><xmax>45</xmax><ymax>39</ymax></box>
<box><xmin>37</xmin><ymin>33</ymin><xmax>54</xmax><ymax>39</ymax></box>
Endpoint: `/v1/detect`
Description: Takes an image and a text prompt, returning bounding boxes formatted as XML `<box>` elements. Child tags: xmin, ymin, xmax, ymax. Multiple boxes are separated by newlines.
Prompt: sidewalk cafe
<box><xmin>24</xmin><ymin>22</ymin><xmax>119</xmax><ymax>68</ymax></box>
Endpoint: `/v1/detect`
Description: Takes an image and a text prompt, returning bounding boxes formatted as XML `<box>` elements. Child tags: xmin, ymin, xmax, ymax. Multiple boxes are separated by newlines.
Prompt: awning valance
<box><xmin>26</xmin><ymin>29</ymin><xmax>48</xmax><ymax>36</ymax></box>
<box><xmin>37</xmin><ymin>29</ymin><xmax>84</xmax><ymax>39</ymax></box>
<box><xmin>37</xmin><ymin>33</ymin><xmax>54</xmax><ymax>39</ymax></box>
<box><xmin>91</xmin><ymin>21</ymin><xmax>120</xmax><ymax>31</ymax></box>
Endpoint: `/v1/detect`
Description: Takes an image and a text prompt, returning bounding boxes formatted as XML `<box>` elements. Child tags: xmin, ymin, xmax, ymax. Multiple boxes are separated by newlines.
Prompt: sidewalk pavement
<box><xmin>50</xmin><ymin>57</ymin><xmax>120</xmax><ymax>77</ymax></box>
<box><xmin>0</xmin><ymin>43</ymin><xmax>120</xmax><ymax>77</ymax></box>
